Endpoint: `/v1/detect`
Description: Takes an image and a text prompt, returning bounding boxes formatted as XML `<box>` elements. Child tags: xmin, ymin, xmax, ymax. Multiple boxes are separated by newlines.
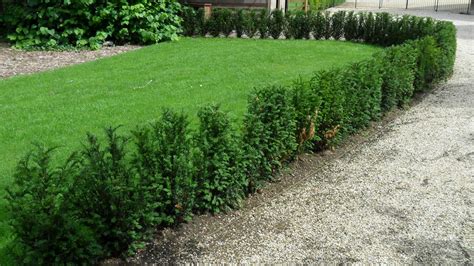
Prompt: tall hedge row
<box><xmin>6</xmin><ymin>12</ymin><xmax>456</xmax><ymax>264</ymax></box>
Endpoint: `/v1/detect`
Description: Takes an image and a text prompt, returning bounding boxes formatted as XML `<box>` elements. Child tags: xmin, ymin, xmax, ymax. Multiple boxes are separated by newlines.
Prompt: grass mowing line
<box><xmin>0</xmin><ymin>38</ymin><xmax>379</xmax><ymax>261</ymax></box>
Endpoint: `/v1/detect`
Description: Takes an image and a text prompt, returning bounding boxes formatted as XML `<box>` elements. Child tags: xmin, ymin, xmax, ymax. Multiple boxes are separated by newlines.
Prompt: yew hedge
<box><xmin>6</xmin><ymin>11</ymin><xmax>456</xmax><ymax>263</ymax></box>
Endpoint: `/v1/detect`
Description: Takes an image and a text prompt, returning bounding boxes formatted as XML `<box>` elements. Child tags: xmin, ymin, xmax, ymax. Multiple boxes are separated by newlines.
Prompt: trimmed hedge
<box><xmin>194</xmin><ymin>105</ymin><xmax>246</xmax><ymax>213</ymax></box>
<box><xmin>243</xmin><ymin>86</ymin><xmax>298</xmax><ymax>191</ymax></box>
<box><xmin>6</xmin><ymin>12</ymin><xmax>456</xmax><ymax>263</ymax></box>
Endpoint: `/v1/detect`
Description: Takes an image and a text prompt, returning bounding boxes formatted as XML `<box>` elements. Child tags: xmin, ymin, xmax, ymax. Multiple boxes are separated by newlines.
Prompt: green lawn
<box><xmin>0</xmin><ymin>37</ymin><xmax>379</xmax><ymax>260</ymax></box>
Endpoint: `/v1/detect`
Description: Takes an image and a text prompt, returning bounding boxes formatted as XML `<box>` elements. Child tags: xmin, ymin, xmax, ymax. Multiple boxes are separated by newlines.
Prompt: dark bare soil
<box><xmin>0</xmin><ymin>43</ymin><xmax>140</xmax><ymax>79</ymax></box>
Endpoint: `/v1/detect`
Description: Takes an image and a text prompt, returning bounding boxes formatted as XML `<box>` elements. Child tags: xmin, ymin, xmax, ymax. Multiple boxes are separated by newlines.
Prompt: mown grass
<box><xmin>0</xmin><ymin>37</ymin><xmax>379</xmax><ymax>261</ymax></box>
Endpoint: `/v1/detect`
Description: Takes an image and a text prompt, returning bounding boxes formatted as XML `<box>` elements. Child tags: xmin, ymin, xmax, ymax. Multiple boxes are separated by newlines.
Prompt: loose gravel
<box><xmin>134</xmin><ymin>10</ymin><xmax>474</xmax><ymax>264</ymax></box>
<box><xmin>0</xmin><ymin>43</ymin><xmax>140</xmax><ymax>79</ymax></box>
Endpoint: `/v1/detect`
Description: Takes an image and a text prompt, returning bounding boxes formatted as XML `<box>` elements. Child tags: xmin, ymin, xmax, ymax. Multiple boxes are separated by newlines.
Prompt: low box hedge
<box><xmin>6</xmin><ymin>11</ymin><xmax>456</xmax><ymax>263</ymax></box>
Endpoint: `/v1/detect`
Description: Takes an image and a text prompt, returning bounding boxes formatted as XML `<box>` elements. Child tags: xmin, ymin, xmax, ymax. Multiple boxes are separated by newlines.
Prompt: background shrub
<box><xmin>287</xmin><ymin>11</ymin><xmax>311</xmax><ymax>39</ymax></box>
<box><xmin>243</xmin><ymin>9</ymin><xmax>259</xmax><ymax>38</ymax></box>
<box><xmin>257</xmin><ymin>9</ymin><xmax>269</xmax><ymax>39</ymax></box>
<box><xmin>344</xmin><ymin>11</ymin><xmax>359</xmax><ymax>41</ymax></box>
<box><xmin>2</xmin><ymin>0</ymin><xmax>182</xmax><ymax>49</ymax></box>
<box><xmin>394</xmin><ymin>15</ymin><xmax>415</xmax><ymax>45</ymax></box>
<box><xmin>283</xmin><ymin>11</ymin><xmax>293</xmax><ymax>39</ymax></box>
<box><xmin>207</xmin><ymin>8</ymin><xmax>235</xmax><ymax>37</ymax></box>
<box><xmin>268</xmin><ymin>9</ymin><xmax>285</xmax><ymax>39</ymax></box>
<box><xmin>355</xmin><ymin>12</ymin><xmax>366</xmax><ymax>40</ymax></box>
<box><xmin>196</xmin><ymin>8</ymin><xmax>208</xmax><ymax>36</ymax></box>
<box><xmin>182</xmin><ymin>6</ymin><xmax>197</xmax><ymax>37</ymax></box>
<box><xmin>361</xmin><ymin>12</ymin><xmax>375</xmax><ymax>43</ymax></box>
<box><xmin>331</xmin><ymin>11</ymin><xmax>346</xmax><ymax>40</ymax></box>
<box><xmin>220</xmin><ymin>9</ymin><xmax>235</xmax><ymax>37</ymax></box>
<box><xmin>308</xmin><ymin>0</ymin><xmax>345</xmax><ymax>10</ymax></box>
<box><xmin>373</xmin><ymin>12</ymin><xmax>392</xmax><ymax>46</ymax></box>
<box><xmin>311</xmin><ymin>11</ymin><xmax>326</xmax><ymax>40</ymax></box>
<box><xmin>299</xmin><ymin>11</ymin><xmax>313</xmax><ymax>39</ymax></box>
<box><xmin>323</xmin><ymin>11</ymin><xmax>332</xmax><ymax>39</ymax></box>
<box><xmin>234</xmin><ymin>9</ymin><xmax>246</xmax><ymax>38</ymax></box>
<box><xmin>208</xmin><ymin>9</ymin><xmax>224</xmax><ymax>37</ymax></box>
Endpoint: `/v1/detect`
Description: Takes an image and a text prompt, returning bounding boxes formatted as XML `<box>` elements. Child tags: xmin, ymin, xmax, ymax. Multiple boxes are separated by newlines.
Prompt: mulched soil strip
<box><xmin>0</xmin><ymin>43</ymin><xmax>140</xmax><ymax>79</ymax></box>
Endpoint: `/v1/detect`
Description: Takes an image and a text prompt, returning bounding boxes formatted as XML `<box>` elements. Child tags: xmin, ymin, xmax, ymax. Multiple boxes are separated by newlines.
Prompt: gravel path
<box><xmin>0</xmin><ymin>43</ymin><xmax>140</xmax><ymax>79</ymax></box>
<box><xmin>135</xmin><ymin>10</ymin><xmax>474</xmax><ymax>264</ymax></box>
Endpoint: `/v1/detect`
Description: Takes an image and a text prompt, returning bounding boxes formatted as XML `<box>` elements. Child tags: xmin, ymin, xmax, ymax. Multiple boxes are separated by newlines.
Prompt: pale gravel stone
<box><xmin>136</xmin><ymin>9</ymin><xmax>473</xmax><ymax>264</ymax></box>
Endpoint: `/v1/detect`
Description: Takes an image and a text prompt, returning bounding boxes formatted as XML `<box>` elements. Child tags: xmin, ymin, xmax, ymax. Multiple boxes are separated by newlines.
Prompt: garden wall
<box><xmin>5</xmin><ymin>11</ymin><xmax>456</xmax><ymax>264</ymax></box>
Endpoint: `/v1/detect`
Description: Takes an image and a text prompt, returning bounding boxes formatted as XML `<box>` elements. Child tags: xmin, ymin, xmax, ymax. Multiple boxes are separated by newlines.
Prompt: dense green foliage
<box><xmin>308</xmin><ymin>0</ymin><xmax>345</xmax><ymax>10</ymax></box>
<box><xmin>330</xmin><ymin>10</ymin><xmax>346</xmax><ymax>40</ymax></box>
<box><xmin>243</xmin><ymin>9</ymin><xmax>259</xmax><ymax>38</ymax></box>
<box><xmin>183</xmin><ymin>9</ymin><xmax>447</xmax><ymax>44</ymax></box>
<box><xmin>378</xmin><ymin>43</ymin><xmax>417</xmax><ymax>111</ymax></box>
<box><xmin>234</xmin><ymin>9</ymin><xmax>246</xmax><ymax>38</ymax></box>
<box><xmin>6</xmin><ymin>147</ymin><xmax>101</xmax><ymax>264</ymax></box>
<box><xmin>268</xmin><ymin>10</ymin><xmax>285</xmax><ymax>39</ymax></box>
<box><xmin>258</xmin><ymin>9</ymin><xmax>269</xmax><ymax>38</ymax></box>
<box><xmin>242</xmin><ymin>87</ymin><xmax>297</xmax><ymax>191</ymax></box>
<box><xmin>286</xmin><ymin>0</ymin><xmax>344</xmax><ymax>11</ymax></box>
<box><xmin>343</xmin><ymin>11</ymin><xmax>358</xmax><ymax>41</ymax></box>
<box><xmin>5</xmin><ymin>11</ymin><xmax>456</xmax><ymax>264</ymax></box>
<box><xmin>136</xmin><ymin>110</ymin><xmax>196</xmax><ymax>225</ymax></box>
<box><xmin>194</xmin><ymin>105</ymin><xmax>246</xmax><ymax>212</ymax></box>
<box><xmin>72</xmin><ymin>128</ymin><xmax>142</xmax><ymax>258</ymax></box>
<box><xmin>0</xmin><ymin>0</ymin><xmax>182</xmax><ymax>49</ymax></box>
<box><xmin>207</xmin><ymin>8</ymin><xmax>235</xmax><ymax>37</ymax></box>
<box><xmin>0</xmin><ymin>38</ymin><xmax>373</xmax><ymax>264</ymax></box>
<box><xmin>342</xmin><ymin>58</ymin><xmax>382</xmax><ymax>131</ymax></box>
<box><xmin>286</xmin><ymin>11</ymin><xmax>312</xmax><ymax>39</ymax></box>
<box><xmin>181</xmin><ymin>6</ymin><xmax>198</xmax><ymax>37</ymax></box>
<box><xmin>310</xmin><ymin>69</ymin><xmax>345</xmax><ymax>148</ymax></box>
<box><xmin>291</xmin><ymin>79</ymin><xmax>321</xmax><ymax>151</ymax></box>
<box><xmin>311</xmin><ymin>11</ymin><xmax>326</xmax><ymax>39</ymax></box>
